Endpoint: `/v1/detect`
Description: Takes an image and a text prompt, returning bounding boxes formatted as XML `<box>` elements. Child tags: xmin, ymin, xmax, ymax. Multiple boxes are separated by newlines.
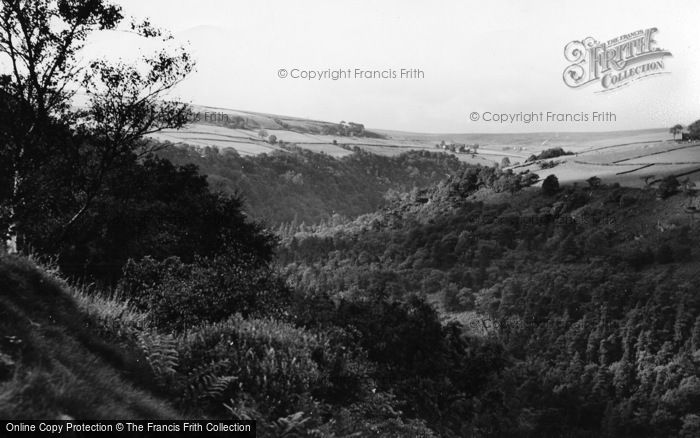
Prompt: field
<box><xmin>520</xmin><ymin>139</ymin><xmax>700</xmax><ymax>187</ymax></box>
<box><xmin>150</xmin><ymin>106</ymin><xmax>699</xmax><ymax>188</ymax></box>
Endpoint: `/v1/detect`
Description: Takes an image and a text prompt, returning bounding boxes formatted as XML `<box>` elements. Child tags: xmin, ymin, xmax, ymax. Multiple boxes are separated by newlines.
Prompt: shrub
<box><xmin>118</xmin><ymin>249</ymin><xmax>290</xmax><ymax>331</ymax></box>
<box><xmin>536</xmin><ymin>147</ymin><xmax>573</xmax><ymax>160</ymax></box>
<box><xmin>177</xmin><ymin>315</ymin><xmax>324</xmax><ymax>417</ymax></box>
<box><xmin>35</xmin><ymin>155</ymin><xmax>277</xmax><ymax>283</ymax></box>
<box><xmin>658</xmin><ymin>176</ymin><xmax>681</xmax><ymax>199</ymax></box>
<box><xmin>587</xmin><ymin>176</ymin><xmax>602</xmax><ymax>188</ymax></box>
<box><xmin>542</xmin><ymin>174</ymin><xmax>560</xmax><ymax>196</ymax></box>
<box><xmin>444</xmin><ymin>285</ymin><xmax>474</xmax><ymax>311</ymax></box>
<box><xmin>539</xmin><ymin>160</ymin><xmax>561</xmax><ymax>169</ymax></box>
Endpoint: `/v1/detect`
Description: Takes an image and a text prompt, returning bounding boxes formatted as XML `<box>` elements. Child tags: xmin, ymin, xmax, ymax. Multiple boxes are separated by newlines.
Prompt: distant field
<box><xmin>149</xmin><ymin>106</ymin><xmax>698</xmax><ymax>187</ymax></box>
<box><xmin>518</xmin><ymin>140</ymin><xmax>700</xmax><ymax>188</ymax></box>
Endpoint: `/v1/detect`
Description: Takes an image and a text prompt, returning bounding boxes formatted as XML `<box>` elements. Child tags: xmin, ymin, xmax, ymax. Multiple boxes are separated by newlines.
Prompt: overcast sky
<box><xmin>85</xmin><ymin>0</ymin><xmax>700</xmax><ymax>133</ymax></box>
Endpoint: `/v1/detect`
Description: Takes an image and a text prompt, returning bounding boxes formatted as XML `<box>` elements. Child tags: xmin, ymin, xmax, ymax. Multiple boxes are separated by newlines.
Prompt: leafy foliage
<box><xmin>117</xmin><ymin>248</ymin><xmax>288</xmax><ymax>331</ymax></box>
<box><xmin>280</xmin><ymin>179</ymin><xmax>700</xmax><ymax>436</ymax></box>
<box><xmin>157</xmin><ymin>144</ymin><xmax>471</xmax><ymax>226</ymax></box>
<box><xmin>542</xmin><ymin>174</ymin><xmax>560</xmax><ymax>195</ymax></box>
<box><xmin>0</xmin><ymin>0</ymin><xmax>193</xmax><ymax>252</ymax></box>
<box><xmin>526</xmin><ymin>147</ymin><xmax>574</xmax><ymax>161</ymax></box>
<box><xmin>658</xmin><ymin>175</ymin><xmax>681</xmax><ymax>199</ymax></box>
<box><xmin>138</xmin><ymin>332</ymin><xmax>179</xmax><ymax>385</ymax></box>
<box><xmin>3</xmin><ymin>4</ymin><xmax>698</xmax><ymax>436</ymax></box>
<box><xmin>23</xmin><ymin>154</ymin><xmax>276</xmax><ymax>283</ymax></box>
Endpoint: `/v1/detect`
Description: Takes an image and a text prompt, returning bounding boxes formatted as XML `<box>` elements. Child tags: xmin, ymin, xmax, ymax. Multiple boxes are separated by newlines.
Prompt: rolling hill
<box><xmin>150</xmin><ymin>105</ymin><xmax>699</xmax><ymax>189</ymax></box>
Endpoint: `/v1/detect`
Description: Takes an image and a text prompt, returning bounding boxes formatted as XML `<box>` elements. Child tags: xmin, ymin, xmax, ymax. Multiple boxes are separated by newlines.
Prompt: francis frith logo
<box><xmin>563</xmin><ymin>28</ymin><xmax>672</xmax><ymax>92</ymax></box>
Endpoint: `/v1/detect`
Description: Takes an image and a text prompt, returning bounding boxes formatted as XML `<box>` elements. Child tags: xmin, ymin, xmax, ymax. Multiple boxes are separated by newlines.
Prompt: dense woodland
<box><xmin>276</xmin><ymin>171</ymin><xmax>700</xmax><ymax>437</ymax></box>
<box><xmin>157</xmin><ymin>143</ymin><xmax>468</xmax><ymax>226</ymax></box>
<box><xmin>0</xmin><ymin>1</ymin><xmax>699</xmax><ymax>437</ymax></box>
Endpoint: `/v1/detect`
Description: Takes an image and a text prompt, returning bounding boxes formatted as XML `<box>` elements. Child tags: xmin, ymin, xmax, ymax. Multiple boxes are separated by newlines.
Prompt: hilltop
<box><xmin>149</xmin><ymin>106</ymin><xmax>699</xmax><ymax>190</ymax></box>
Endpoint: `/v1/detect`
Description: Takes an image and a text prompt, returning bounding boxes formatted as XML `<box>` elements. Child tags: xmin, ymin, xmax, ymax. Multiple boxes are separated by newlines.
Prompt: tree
<box><xmin>658</xmin><ymin>175</ymin><xmax>680</xmax><ymax>199</ymax></box>
<box><xmin>520</xmin><ymin>171</ymin><xmax>539</xmax><ymax>187</ymax></box>
<box><xmin>268</xmin><ymin>134</ymin><xmax>277</xmax><ymax>144</ymax></box>
<box><xmin>541</xmin><ymin>174</ymin><xmax>559</xmax><ymax>195</ymax></box>
<box><xmin>687</xmin><ymin>119</ymin><xmax>700</xmax><ymax>138</ymax></box>
<box><xmin>258</xmin><ymin>128</ymin><xmax>268</xmax><ymax>138</ymax></box>
<box><xmin>0</xmin><ymin>0</ymin><xmax>194</xmax><ymax>252</ymax></box>
<box><xmin>587</xmin><ymin>176</ymin><xmax>602</xmax><ymax>188</ymax></box>
<box><xmin>51</xmin><ymin>155</ymin><xmax>277</xmax><ymax>282</ymax></box>
<box><xmin>501</xmin><ymin>157</ymin><xmax>511</xmax><ymax>168</ymax></box>
<box><xmin>0</xmin><ymin>0</ymin><xmax>118</xmax><ymax>251</ymax></box>
<box><xmin>670</xmin><ymin>124</ymin><xmax>684</xmax><ymax>140</ymax></box>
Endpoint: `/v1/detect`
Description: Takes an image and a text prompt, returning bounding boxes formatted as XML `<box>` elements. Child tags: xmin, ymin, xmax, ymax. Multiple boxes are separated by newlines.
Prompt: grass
<box><xmin>0</xmin><ymin>254</ymin><xmax>178</xmax><ymax>419</ymax></box>
<box><xmin>69</xmin><ymin>285</ymin><xmax>149</xmax><ymax>341</ymax></box>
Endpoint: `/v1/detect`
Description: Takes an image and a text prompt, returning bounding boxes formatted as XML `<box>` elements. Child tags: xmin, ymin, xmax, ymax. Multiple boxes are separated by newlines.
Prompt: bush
<box><xmin>658</xmin><ymin>176</ymin><xmax>681</xmax><ymax>199</ymax></box>
<box><xmin>118</xmin><ymin>249</ymin><xmax>290</xmax><ymax>331</ymax></box>
<box><xmin>36</xmin><ymin>155</ymin><xmax>277</xmax><ymax>283</ymax></box>
<box><xmin>542</xmin><ymin>174</ymin><xmax>560</xmax><ymax>196</ymax></box>
<box><xmin>536</xmin><ymin>147</ymin><xmax>573</xmax><ymax>160</ymax></box>
<box><xmin>177</xmin><ymin>315</ymin><xmax>324</xmax><ymax>417</ymax></box>
<box><xmin>174</xmin><ymin>315</ymin><xmax>374</xmax><ymax>425</ymax></box>
<box><xmin>587</xmin><ymin>176</ymin><xmax>602</xmax><ymax>188</ymax></box>
<box><xmin>539</xmin><ymin>160</ymin><xmax>561</xmax><ymax>169</ymax></box>
<box><xmin>444</xmin><ymin>285</ymin><xmax>474</xmax><ymax>311</ymax></box>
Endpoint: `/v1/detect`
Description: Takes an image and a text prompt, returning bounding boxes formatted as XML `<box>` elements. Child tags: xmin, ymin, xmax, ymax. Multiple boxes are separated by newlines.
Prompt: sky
<box><xmin>79</xmin><ymin>1</ymin><xmax>700</xmax><ymax>133</ymax></box>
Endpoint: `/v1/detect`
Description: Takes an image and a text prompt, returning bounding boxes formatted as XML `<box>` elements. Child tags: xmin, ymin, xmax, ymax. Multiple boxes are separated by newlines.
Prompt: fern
<box><xmin>138</xmin><ymin>332</ymin><xmax>179</xmax><ymax>384</ymax></box>
<box><xmin>185</xmin><ymin>359</ymin><xmax>237</xmax><ymax>402</ymax></box>
<box><xmin>272</xmin><ymin>411</ymin><xmax>311</xmax><ymax>438</ymax></box>
<box><xmin>223</xmin><ymin>397</ymin><xmax>258</xmax><ymax>421</ymax></box>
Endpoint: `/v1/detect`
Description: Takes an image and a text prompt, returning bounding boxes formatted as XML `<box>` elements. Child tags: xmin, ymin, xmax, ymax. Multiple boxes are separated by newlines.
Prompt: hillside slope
<box><xmin>0</xmin><ymin>255</ymin><xmax>177</xmax><ymax>419</ymax></box>
<box><xmin>151</xmin><ymin>106</ymin><xmax>676</xmax><ymax>175</ymax></box>
<box><xmin>157</xmin><ymin>145</ymin><xmax>470</xmax><ymax>226</ymax></box>
<box><xmin>278</xmin><ymin>175</ymin><xmax>700</xmax><ymax>437</ymax></box>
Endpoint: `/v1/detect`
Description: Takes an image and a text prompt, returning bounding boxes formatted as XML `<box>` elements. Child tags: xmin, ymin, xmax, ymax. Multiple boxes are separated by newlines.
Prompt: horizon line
<box><xmin>188</xmin><ymin>103</ymin><xmax>674</xmax><ymax>137</ymax></box>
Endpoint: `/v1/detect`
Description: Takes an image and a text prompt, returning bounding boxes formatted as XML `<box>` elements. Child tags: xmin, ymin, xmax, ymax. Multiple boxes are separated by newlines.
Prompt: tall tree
<box><xmin>670</xmin><ymin>124</ymin><xmax>684</xmax><ymax>140</ymax></box>
<box><xmin>0</xmin><ymin>0</ymin><xmax>194</xmax><ymax>252</ymax></box>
